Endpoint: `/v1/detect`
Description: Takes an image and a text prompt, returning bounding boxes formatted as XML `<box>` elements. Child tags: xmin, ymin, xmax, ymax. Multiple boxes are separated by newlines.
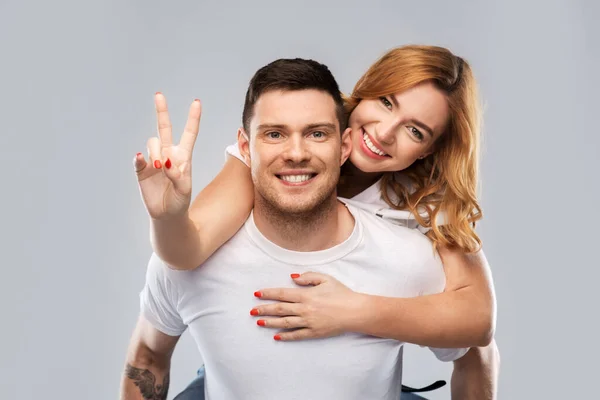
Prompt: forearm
<box><xmin>120</xmin><ymin>355</ymin><xmax>171</xmax><ymax>400</ymax></box>
<box><xmin>351</xmin><ymin>288</ymin><xmax>494</xmax><ymax>348</ymax></box>
<box><xmin>150</xmin><ymin>212</ymin><xmax>205</xmax><ymax>271</ymax></box>
<box><xmin>451</xmin><ymin>340</ymin><xmax>500</xmax><ymax>400</ymax></box>
<box><xmin>150</xmin><ymin>156</ymin><xmax>254</xmax><ymax>271</ymax></box>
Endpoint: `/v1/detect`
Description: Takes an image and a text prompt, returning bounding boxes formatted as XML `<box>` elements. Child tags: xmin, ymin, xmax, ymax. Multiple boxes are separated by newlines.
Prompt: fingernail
<box><xmin>136</xmin><ymin>152</ymin><xmax>142</xmax><ymax>157</ymax></box>
<box><xmin>274</xmin><ymin>334</ymin><xmax>282</xmax><ymax>341</ymax></box>
<box><xmin>290</xmin><ymin>273</ymin><xmax>300</xmax><ymax>279</ymax></box>
<box><xmin>154</xmin><ymin>160</ymin><xmax>162</xmax><ymax>169</ymax></box>
<box><xmin>250</xmin><ymin>309</ymin><xmax>259</xmax><ymax>316</ymax></box>
<box><xmin>254</xmin><ymin>291</ymin><xmax>262</xmax><ymax>298</ymax></box>
<box><xmin>257</xmin><ymin>320</ymin><xmax>266</xmax><ymax>326</ymax></box>
<box><xmin>155</xmin><ymin>92</ymin><xmax>162</xmax><ymax>95</ymax></box>
<box><xmin>165</xmin><ymin>159</ymin><xmax>172</xmax><ymax>169</ymax></box>
<box><xmin>194</xmin><ymin>98</ymin><xmax>200</xmax><ymax>102</ymax></box>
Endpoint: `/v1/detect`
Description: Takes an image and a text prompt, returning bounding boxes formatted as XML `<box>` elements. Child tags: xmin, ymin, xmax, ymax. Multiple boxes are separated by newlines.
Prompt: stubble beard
<box><xmin>253</xmin><ymin>173</ymin><xmax>339</xmax><ymax>242</ymax></box>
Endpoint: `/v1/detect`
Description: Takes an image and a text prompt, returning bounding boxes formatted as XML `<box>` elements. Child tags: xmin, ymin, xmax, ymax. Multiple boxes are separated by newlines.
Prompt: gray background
<box><xmin>1</xmin><ymin>0</ymin><xmax>598</xmax><ymax>399</ymax></box>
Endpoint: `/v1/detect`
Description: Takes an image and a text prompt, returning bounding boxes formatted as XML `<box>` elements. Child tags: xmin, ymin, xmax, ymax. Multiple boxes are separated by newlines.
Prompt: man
<box><xmin>121</xmin><ymin>59</ymin><xmax>498</xmax><ymax>399</ymax></box>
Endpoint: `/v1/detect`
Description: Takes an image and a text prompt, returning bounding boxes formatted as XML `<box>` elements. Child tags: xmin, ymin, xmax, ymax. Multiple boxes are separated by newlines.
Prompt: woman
<box><xmin>135</xmin><ymin>45</ymin><xmax>496</xmax><ymax>395</ymax></box>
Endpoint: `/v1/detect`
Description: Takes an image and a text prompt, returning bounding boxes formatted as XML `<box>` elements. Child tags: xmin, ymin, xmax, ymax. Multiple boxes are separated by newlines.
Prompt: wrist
<box><xmin>150</xmin><ymin>210</ymin><xmax>192</xmax><ymax>227</ymax></box>
<box><xmin>344</xmin><ymin>292</ymin><xmax>373</xmax><ymax>333</ymax></box>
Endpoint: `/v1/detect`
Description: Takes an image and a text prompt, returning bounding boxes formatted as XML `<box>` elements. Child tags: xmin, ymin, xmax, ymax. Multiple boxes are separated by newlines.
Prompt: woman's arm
<box><xmin>251</xmin><ymin>246</ymin><xmax>496</xmax><ymax>348</ymax></box>
<box><xmin>151</xmin><ymin>154</ymin><xmax>254</xmax><ymax>270</ymax></box>
<box><xmin>352</xmin><ymin>246</ymin><xmax>496</xmax><ymax>347</ymax></box>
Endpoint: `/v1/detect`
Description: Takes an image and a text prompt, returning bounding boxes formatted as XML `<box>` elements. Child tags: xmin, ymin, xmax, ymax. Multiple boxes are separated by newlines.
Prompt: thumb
<box><xmin>291</xmin><ymin>271</ymin><xmax>327</xmax><ymax>286</ymax></box>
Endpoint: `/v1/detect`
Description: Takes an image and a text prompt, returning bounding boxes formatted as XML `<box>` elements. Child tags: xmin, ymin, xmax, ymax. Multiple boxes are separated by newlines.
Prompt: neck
<box><xmin>338</xmin><ymin>162</ymin><xmax>383</xmax><ymax>198</ymax></box>
<box><xmin>252</xmin><ymin>195</ymin><xmax>353</xmax><ymax>252</ymax></box>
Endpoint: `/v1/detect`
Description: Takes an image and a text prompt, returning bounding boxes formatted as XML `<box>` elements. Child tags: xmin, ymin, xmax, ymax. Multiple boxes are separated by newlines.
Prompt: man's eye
<box><xmin>379</xmin><ymin>97</ymin><xmax>392</xmax><ymax>110</ymax></box>
<box><xmin>311</xmin><ymin>131</ymin><xmax>326</xmax><ymax>138</ymax></box>
<box><xmin>267</xmin><ymin>132</ymin><xmax>281</xmax><ymax>139</ymax></box>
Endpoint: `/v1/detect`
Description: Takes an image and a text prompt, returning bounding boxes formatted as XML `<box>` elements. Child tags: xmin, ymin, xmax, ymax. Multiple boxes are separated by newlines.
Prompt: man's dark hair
<box><xmin>242</xmin><ymin>58</ymin><xmax>347</xmax><ymax>133</ymax></box>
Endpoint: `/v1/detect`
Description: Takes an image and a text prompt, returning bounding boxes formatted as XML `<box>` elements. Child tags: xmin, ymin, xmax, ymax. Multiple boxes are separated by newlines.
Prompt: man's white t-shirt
<box><xmin>140</xmin><ymin>203</ymin><xmax>468</xmax><ymax>400</ymax></box>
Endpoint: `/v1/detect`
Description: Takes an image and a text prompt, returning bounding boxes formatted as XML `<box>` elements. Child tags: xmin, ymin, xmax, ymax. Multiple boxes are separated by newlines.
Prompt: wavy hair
<box><xmin>345</xmin><ymin>45</ymin><xmax>483</xmax><ymax>252</ymax></box>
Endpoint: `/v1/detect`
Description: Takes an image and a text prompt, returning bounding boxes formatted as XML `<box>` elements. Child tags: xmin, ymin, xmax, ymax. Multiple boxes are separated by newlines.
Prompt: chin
<box><xmin>272</xmin><ymin>199</ymin><xmax>321</xmax><ymax>215</ymax></box>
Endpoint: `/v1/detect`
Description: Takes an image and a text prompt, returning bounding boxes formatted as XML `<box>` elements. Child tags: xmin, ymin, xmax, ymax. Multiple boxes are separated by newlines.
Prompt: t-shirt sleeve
<box><xmin>427</xmin><ymin>346</ymin><xmax>470</xmax><ymax>362</ymax></box>
<box><xmin>224</xmin><ymin>142</ymin><xmax>249</xmax><ymax>166</ymax></box>
<box><xmin>139</xmin><ymin>253</ymin><xmax>187</xmax><ymax>336</ymax></box>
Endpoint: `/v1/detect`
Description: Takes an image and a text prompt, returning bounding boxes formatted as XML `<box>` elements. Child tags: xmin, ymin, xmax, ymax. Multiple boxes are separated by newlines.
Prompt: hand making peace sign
<box><xmin>133</xmin><ymin>93</ymin><xmax>202</xmax><ymax>220</ymax></box>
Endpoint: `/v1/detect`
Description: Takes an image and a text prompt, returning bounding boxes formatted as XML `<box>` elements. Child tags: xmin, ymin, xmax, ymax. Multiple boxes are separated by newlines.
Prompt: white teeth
<box><xmin>363</xmin><ymin>133</ymin><xmax>387</xmax><ymax>156</ymax></box>
<box><xmin>280</xmin><ymin>174</ymin><xmax>312</xmax><ymax>183</ymax></box>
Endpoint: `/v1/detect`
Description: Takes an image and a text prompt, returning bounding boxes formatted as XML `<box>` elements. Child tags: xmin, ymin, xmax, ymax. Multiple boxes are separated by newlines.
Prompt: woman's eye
<box><xmin>379</xmin><ymin>96</ymin><xmax>393</xmax><ymax>110</ymax></box>
<box><xmin>409</xmin><ymin>126</ymin><xmax>424</xmax><ymax>141</ymax></box>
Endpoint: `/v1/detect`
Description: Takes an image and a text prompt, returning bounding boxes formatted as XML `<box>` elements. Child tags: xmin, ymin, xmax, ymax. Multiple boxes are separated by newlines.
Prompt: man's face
<box><xmin>238</xmin><ymin>89</ymin><xmax>351</xmax><ymax>216</ymax></box>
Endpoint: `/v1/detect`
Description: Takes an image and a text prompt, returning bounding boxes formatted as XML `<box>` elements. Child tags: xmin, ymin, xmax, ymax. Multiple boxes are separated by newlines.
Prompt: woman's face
<box><xmin>347</xmin><ymin>81</ymin><xmax>450</xmax><ymax>173</ymax></box>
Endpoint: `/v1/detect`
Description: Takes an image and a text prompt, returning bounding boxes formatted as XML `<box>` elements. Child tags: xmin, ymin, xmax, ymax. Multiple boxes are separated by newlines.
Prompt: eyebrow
<box><xmin>257</xmin><ymin>122</ymin><xmax>338</xmax><ymax>131</ymax></box>
<box><xmin>389</xmin><ymin>95</ymin><xmax>435</xmax><ymax>137</ymax></box>
<box><xmin>407</xmin><ymin>119</ymin><xmax>435</xmax><ymax>137</ymax></box>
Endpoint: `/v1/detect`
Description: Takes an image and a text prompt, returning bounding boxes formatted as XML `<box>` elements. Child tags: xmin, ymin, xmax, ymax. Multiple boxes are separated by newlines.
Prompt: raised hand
<box><xmin>134</xmin><ymin>93</ymin><xmax>202</xmax><ymax>220</ymax></box>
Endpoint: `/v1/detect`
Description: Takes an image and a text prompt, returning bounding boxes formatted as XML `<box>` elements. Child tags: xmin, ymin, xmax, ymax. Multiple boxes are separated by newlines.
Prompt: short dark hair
<box><xmin>242</xmin><ymin>58</ymin><xmax>346</xmax><ymax>133</ymax></box>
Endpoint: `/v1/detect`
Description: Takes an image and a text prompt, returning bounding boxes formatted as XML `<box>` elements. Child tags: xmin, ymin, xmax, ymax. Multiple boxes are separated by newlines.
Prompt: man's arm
<box><xmin>120</xmin><ymin>316</ymin><xmax>181</xmax><ymax>400</ymax></box>
<box><xmin>450</xmin><ymin>339</ymin><xmax>500</xmax><ymax>400</ymax></box>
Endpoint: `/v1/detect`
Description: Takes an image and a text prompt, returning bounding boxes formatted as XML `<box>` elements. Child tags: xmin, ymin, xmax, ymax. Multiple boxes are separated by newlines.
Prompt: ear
<box><xmin>340</xmin><ymin>127</ymin><xmax>353</xmax><ymax>166</ymax></box>
<box><xmin>237</xmin><ymin>127</ymin><xmax>251</xmax><ymax>165</ymax></box>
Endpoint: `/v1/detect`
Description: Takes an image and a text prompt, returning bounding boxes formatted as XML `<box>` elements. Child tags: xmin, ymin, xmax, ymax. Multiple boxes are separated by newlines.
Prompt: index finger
<box><xmin>154</xmin><ymin>92</ymin><xmax>173</xmax><ymax>147</ymax></box>
<box><xmin>255</xmin><ymin>287</ymin><xmax>304</xmax><ymax>303</ymax></box>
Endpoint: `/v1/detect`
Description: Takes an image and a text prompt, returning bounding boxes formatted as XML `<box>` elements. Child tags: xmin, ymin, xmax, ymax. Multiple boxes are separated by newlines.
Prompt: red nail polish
<box><xmin>154</xmin><ymin>160</ymin><xmax>162</xmax><ymax>169</ymax></box>
<box><xmin>257</xmin><ymin>320</ymin><xmax>266</xmax><ymax>326</ymax></box>
<box><xmin>291</xmin><ymin>273</ymin><xmax>300</xmax><ymax>279</ymax></box>
<box><xmin>254</xmin><ymin>291</ymin><xmax>262</xmax><ymax>298</ymax></box>
<box><xmin>136</xmin><ymin>152</ymin><xmax>142</xmax><ymax>157</ymax></box>
<box><xmin>274</xmin><ymin>334</ymin><xmax>282</xmax><ymax>341</ymax></box>
<box><xmin>165</xmin><ymin>159</ymin><xmax>172</xmax><ymax>169</ymax></box>
<box><xmin>250</xmin><ymin>309</ymin><xmax>259</xmax><ymax>316</ymax></box>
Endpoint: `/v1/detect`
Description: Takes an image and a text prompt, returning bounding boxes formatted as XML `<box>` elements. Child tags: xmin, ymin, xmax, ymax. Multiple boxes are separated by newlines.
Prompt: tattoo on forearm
<box><xmin>125</xmin><ymin>363</ymin><xmax>170</xmax><ymax>400</ymax></box>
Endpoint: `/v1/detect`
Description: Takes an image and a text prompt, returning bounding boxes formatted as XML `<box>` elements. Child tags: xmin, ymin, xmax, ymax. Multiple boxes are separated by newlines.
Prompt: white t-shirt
<box><xmin>140</xmin><ymin>204</ymin><xmax>468</xmax><ymax>400</ymax></box>
<box><xmin>224</xmin><ymin>143</ymin><xmax>446</xmax><ymax>233</ymax></box>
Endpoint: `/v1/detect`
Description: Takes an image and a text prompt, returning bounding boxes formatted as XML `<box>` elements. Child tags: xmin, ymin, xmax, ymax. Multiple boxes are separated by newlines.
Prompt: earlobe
<box><xmin>340</xmin><ymin>127</ymin><xmax>353</xmax><ymax>165</ymax></box>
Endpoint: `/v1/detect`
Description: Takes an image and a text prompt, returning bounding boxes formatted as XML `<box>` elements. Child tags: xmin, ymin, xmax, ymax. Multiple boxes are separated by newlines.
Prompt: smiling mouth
<box><xmin>362</xmin><ymin>131</ymin><xmax>389</xmax><ymax>157</ymax></box>
<box><xmin>276</xmin><ymin>174</ymin><xmax>317</xmax><ymax>183</ymax></box>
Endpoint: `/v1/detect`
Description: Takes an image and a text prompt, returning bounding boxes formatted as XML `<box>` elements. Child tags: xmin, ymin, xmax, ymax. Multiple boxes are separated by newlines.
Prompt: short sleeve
<box><xmin>139</xmin><ymin>253</ymin><xmax>187</xmax><ymax>336</ymax></box>
<box><xmin>224</xmin><ymin>142</ymin><xmax>248</xmax><ymax>166</ymax></box>
<box><xmin>427</xmin><ymin>346</ymin><xmax>470</xmax><ymax>362</ymax></box>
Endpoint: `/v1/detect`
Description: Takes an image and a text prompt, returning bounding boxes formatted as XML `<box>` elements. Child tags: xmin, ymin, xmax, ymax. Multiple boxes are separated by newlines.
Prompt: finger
<box><xmin>161</xmin><ymin>157</ymin><xmax>191</xmax><ymax>197</ymax></box>
<box><xmin>161</xmin><ymin>157</ymin><xmax>181</xmax><ymax>180</ymax></box>
<box><xmin>147</xmin><ymin>137</ymin><xmax>163</xmax><ymax>169</ymax></box>
<box><xmin>291</xmin><ymin>271</ymin><xmax>327</xmax><ymax>286</ymax></box>
<box><xmin>273</xmin><ymin>328</ymin><xmax>314</xmax><ymax>342</ymax></box>
<box><xmin>133</xmin><ymin>152</ymin><xmax>147</xmax><ymax>174</ymax></box>
<box><xmin>250</xmin><ymin>302</ymin><xmax>303</xmax><ymax>317</ymax></box>
<box><xmin>255</xmin><ymin>288</ymin><xmax>303</xmax><ymax>303</ymax></box>
<box><xmin>256</xmin><ymin>317</ymin><xmax>305</xmax><ymax>330</ymax></box>
<box><xmin>154</xmin><ymin>92</ymin><xmax>173</xmax><ymax>148</ymax></box>
<box><xmin>179</xmin><ymin>99</ymin><xmax>202</xmax><ymax>152</ymax></box>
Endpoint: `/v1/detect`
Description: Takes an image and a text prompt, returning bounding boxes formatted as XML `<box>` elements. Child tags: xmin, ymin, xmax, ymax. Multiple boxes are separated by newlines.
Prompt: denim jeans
<box><xmin>173</xmin><ymin>366</ymin><xmax>430</xmax><ymax>400</ymax></box>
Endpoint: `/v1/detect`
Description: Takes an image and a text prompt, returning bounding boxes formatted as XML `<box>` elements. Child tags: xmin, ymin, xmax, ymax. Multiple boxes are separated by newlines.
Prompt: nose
<box><xmin>374</xmin><ymin>118</ymin><xmax>398</xmax><ymax>145</ymax></box>
<box><xmin>281</xmin><ymin>134</ymin><xmax>311</xmax><ymax>163</ymax></box>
